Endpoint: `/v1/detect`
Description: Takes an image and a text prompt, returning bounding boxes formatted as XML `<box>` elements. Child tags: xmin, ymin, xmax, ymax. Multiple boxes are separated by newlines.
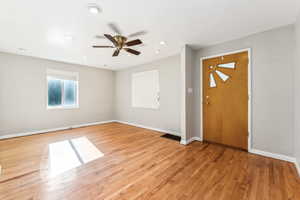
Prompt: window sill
<box><xmin>47</xmin><ymin>105</ymin><xmax>79</xmax><ymax>110</ymax></box>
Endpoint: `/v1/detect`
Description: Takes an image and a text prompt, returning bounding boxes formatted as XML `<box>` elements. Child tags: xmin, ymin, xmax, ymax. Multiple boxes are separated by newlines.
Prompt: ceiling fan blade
<box><xmin>127</xmin><ymin>31</ymin><xmax>147</xmax><ymax>38</ymax></box>
<box><xmin>126</xmin><ymin>39</ymin><xmax>142</xmax><ymax>47</ymax></box>
<box><xmin>92</xmin><ymin>45</ymin><xmax>114</xmax><ymax>48</ymax></box>
<box><xmin>108</xmin><ymin>23</ymin><xmax>122</xmax><ymax>35</ymax></box>
<box><xmin>124</xmin><ymin>48</ymin><xmax>141</xmax><ymax>55</ymax></box>
<box><xmin>104</xmin><ymin>34</ymin><xmax>118</xmax><ymax>46</ymax></box>
<box><xmin>112</xmin><ymin>49</ymin><xmax>120</xmax><ymax>57</ymax></box>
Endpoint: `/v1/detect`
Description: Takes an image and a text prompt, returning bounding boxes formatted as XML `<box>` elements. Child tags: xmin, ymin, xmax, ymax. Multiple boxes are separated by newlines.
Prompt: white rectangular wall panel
<box><xmin>132</xmin><ymin>70</ymin><xmax>160</xmax><ymax>109</ymax></box>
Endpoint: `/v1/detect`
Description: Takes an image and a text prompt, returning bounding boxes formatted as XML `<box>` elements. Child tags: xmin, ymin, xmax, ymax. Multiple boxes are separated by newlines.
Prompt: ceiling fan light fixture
<box><xmin>64</xmin><ymin>35</ymin><xmax>73</xmax><ymax>41</ymax></box>
<box><xmin>88</xmin><ymin>4</ymin><xmax>101</xmax><ymax>14</ymax></box>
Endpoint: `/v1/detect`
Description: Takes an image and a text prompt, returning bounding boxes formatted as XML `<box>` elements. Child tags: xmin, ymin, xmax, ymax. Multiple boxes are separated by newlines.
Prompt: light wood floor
<box><xmin>0</xmin><ymin>122</ymin><xmax>299</xmax><ymax>200</ymax></box>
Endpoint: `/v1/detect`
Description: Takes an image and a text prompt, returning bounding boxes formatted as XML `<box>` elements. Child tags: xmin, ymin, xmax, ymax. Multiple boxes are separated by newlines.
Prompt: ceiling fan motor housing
<box><xmin>114</xmin><ymin>35</ymin><xmax>127</xmax><ymax>49</ymax></box>
<box><xmin>93</xmin><ymin>33</ymin><xmax>142</xmax><ymax>56</ymax></box>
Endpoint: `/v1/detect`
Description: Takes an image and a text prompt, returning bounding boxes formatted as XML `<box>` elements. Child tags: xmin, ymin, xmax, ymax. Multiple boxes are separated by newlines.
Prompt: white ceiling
<box><xmin>0</xmin><ymin>0</ymin><xmax>300</xmax><ymax>70</ymax></box>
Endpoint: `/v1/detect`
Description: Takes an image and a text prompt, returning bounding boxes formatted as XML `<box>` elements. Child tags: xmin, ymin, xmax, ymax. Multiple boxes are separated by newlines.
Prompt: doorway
<box><xmin>201</xmin><ymin>50</ymin><xmax>251</xmax><ymax>150</ymax></box>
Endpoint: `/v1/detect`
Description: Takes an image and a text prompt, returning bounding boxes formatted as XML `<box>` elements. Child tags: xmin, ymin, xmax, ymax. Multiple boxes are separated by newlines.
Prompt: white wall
<box><xmin>0</xmin><ymin>52</ymin><xmax>115</xmax><ymax>137</ymax></box>
<box><xmin>192</xmin><ymin>25</ymin><xmax>295</xmax><ymax>156</ymax></box>
<box><xmin>115</xmin><ymin>56</ymin><xmax>181</xmax><ymax>134</ymax></box>
<box><xmin>294</xmin><ymin>14</ymin><xmax>300</xmax><ymax>167</ymax></box>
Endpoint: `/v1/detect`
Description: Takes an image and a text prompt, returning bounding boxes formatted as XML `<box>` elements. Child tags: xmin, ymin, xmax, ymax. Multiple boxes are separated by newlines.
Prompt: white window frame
<box><xmin>46</xmin><ymin>69</ymin><xmax>79</xmax><ymax>110</ymax></box>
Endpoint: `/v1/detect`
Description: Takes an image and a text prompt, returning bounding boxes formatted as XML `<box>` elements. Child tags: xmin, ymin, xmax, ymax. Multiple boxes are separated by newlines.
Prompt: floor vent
<box><xmin>161</xmin><ymin>134</ymin><xmax>181</xmax><ymax>142</ymax></box>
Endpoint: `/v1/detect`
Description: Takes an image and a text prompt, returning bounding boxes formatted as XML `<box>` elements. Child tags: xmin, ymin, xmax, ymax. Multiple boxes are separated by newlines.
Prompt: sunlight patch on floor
<box><xmin>48</xmin><ymin>137</ymin><xmax>103</xmax><ymax>177</ymax></box>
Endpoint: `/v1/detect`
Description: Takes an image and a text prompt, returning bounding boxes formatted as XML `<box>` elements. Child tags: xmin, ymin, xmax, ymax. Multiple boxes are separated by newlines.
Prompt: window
<box><xmin>47</xmin><ymin>69</ymin><xmax>78</xmax><ymax>109</ymax></box>
<box><xmin>208</xmin><ymin>62</ymin><xmax>235</xmax><ymax>88</ymax></box>
<box><xmin>132</xmin><ymin>70</ymin><xmax>160</xmax><ymax>109</ymax></box>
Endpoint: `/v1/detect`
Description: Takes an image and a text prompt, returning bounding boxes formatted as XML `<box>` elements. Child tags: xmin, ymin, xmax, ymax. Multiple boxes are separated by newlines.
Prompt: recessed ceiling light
<box><xmin>88</xmin><ymin>4</ymin><xmax>101</xmax><ymax>14</ymax></box>
<box><xmin>64</xmin><ymin>35</ymin><xmax>73</xmax><ymax>41</ymax></box>
<box><xmin>160</xmin><ymin>41</ymin><xmax>166</xmax><ymax>45</ymax></box>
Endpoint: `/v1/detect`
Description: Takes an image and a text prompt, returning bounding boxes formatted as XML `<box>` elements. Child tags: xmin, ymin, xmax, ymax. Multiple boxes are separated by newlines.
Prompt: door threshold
<box><xmin>203</xmin><ymin>140</ymin><xmax>248</xmax><ymax>152</ymax></box>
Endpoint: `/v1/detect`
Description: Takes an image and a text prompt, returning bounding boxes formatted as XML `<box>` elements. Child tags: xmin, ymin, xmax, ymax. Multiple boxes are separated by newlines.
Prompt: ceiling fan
<box><xmin>93</xmin><ymin>23</ymin><xmax>146</xmax><ymax>57</ymax></box>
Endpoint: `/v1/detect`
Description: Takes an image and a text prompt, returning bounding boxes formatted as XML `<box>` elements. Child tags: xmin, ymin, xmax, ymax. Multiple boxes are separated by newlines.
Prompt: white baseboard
<box><xmin>180</xmin><ymin>137</ymin><xmax>202</xmax><ymax>145</ymax></box>
<box><xmin>1</xmin><ymin>120</ymin><xmax>299</xmax><ymax>177</ymax></box>
<box><xmin>250</xmin><ymin>150</ymin><xmax>300</xmax><ymax>176</ymax></box>
<box><xmin>179</xmin><ymin>139</ymin><xmax>299</xmax><ymax>176</ymax></box>
<box><xmin>115</xmin><ymin>120</ymin><xmax>181</xmax><ymax>137</ymax></box>
<box><xmin>249</xmin><ymin>148</ymin><xmax>296</xmax><ymax>163</ymax></box>
<box><xmin>0</xmin><ymin>120</ymin><xmax>115</xmax><ymax>140</ymax></box>
<box><xmin>180</xmin><ymin>142</ymin><xmax>299</xmax><ymax>177</ymax></box>
<box><xmin>0</xmin><ymin>120</ymin><xmax>180</xmax><ymax>140</ymax></box>
<box><xmin>71</xmin><ymin>121</ymin><xmax>115</xmax><ymax>128</ymax></box>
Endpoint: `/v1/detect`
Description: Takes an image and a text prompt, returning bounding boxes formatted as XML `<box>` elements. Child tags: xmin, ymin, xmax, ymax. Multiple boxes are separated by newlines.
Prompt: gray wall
<box><xmin>115</xmin><ymin>56</ymin><xmax>181</xmax><ymax>134</ymax></box>
<box><xmin>192</xmin><ymin>25</ymin><xmax>295</xmax><ymax>156</ymax></box>
<box><xmin>294</xmin><ymin>14</ymin><xmax>300</xmax><ymax>165</ymax></box>
<box><xmin>0</xmin><ymin>52</ymin><xmax>115</xmax><ymax>137</ymax></box>
<box><xmin>180</xmin><ymin>45</ymin><xmax>195</xmax><ymax>141</ymax></box>
<box><xmin>0</xmin><ymin>25</ymin><xmax>297</xmax><ymax>160</ymax></box>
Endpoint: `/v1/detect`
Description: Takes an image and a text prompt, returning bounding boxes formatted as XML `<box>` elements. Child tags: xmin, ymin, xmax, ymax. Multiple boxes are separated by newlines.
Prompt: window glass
<box><xmin>48</xmin><ymin>79</ymin><xmax>62</xmax><ymax>106</ymax></box>
<box><xmin>47</xmin><ymin>71</ymin><xmax>78</xmax><ymax>109</ymax></box>
<box><xmin>218</xmin><ymin>62</ymin><xmax>235</xmax><ymax>69</ymax></box>
<box><xmin>215</xmin><ymin>70</ymin><xmax>229</xmax><ymax>82</ymax></box>
<box><xmin>209</xmin><ymin>73</ymin><xmax>217</xmax><ymax>88</ymax></box>
<box><xmin>64</xmin><ymin>80</ymin><xmax>77</xmax><ymax>106</ymax></box>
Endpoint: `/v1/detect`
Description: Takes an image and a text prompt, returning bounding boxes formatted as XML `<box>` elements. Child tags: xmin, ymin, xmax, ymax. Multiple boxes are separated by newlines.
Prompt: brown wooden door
<box><xmin>203</xmin><ymin>51</ymin><xmax>248</xmax><ymax>150</ymax></box>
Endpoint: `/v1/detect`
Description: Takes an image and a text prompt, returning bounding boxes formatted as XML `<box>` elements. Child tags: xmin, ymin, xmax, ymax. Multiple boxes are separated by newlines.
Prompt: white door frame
<box><xmin>200</xmin><ymin>48</ymin><xmax>252</xmax><ymax>151</ymax></box>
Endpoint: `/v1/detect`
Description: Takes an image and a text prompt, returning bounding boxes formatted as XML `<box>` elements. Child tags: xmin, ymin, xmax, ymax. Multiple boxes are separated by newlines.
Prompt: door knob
<box><xmin>205</xmin><ymin>96</ymin><xmax>210</xmax><ymax>105</ymax></box>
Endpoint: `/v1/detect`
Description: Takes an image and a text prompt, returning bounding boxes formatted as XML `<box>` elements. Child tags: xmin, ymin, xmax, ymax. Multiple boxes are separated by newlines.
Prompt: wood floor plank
<box><xmin>0</xmin><ymin>122</ymin><xmax>299</xmax><ymax>200</ymax></box>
